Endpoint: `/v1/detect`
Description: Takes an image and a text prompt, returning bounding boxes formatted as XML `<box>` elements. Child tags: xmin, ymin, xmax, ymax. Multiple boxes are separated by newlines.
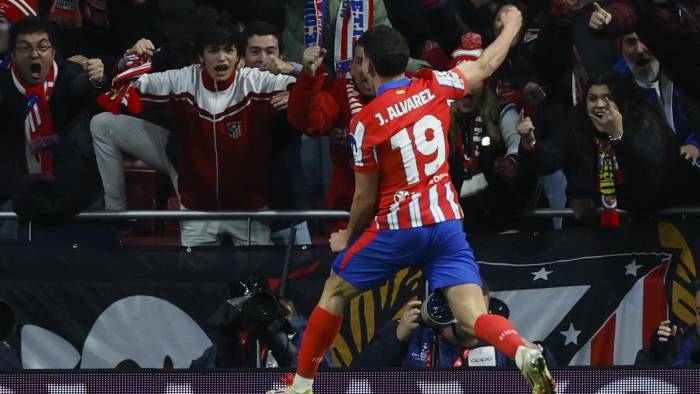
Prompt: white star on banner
<box><xmin>560</xmin><ymin>323</ymin><xmax>581</xmax><ymax>346</ymax></box>
<box><xmin>531</xmin><ymin>267</ymin><xmax>554</xmax><ymax>281</ymax></box>
<box><xmin>625</xmin><ymin>259</ymin><xmax>642</xmax><ymax>277</ymax></box>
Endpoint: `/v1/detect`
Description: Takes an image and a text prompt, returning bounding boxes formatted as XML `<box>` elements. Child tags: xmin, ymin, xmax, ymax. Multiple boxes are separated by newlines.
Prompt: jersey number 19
<box><xmin>389</xmin><ymin>114</ymin><xmax>446</xmax><ymax>186</ymax></box>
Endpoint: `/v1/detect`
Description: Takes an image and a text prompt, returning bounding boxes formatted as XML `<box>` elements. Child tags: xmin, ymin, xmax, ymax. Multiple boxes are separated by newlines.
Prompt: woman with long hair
<box><xmin>517</xmin><ymin>71</ymin><xmax>684</xmax><ymax>225</ymax></box>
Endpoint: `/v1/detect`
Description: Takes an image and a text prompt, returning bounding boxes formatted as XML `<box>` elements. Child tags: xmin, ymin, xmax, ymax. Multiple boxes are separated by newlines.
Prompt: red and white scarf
<box><xmin>345</xmin><ymin>79</ymin><xmax>364</xmax><ymax>116</ymax></box>
<box><xmin>96</xmin><ymin>52</ymin><xmax>152</xmax><ymax>114</ymax></box>
<box><xmin>11</xmin><ymin>61</ymin><xmax>59</xmax><ymax>176</ymax></box>
<box><xmin>334</xmin><ymin>0</ymin><xmax>373</xmax><ymax>75</ymax></box>
<box><xmin>457</xmin><ymin>115</ymin><xmax>484</xmax><ymax>175</ymax></box>
<box><xmin>303</xmin><ymin>0</ymin><xmax>373</xmax><ymax>75</ymax></box>
<box><xmin>303</xmin><ymin>0</ymin><xmax>326</xmax><ymax>48</ymax></box>
<box><xmin>456</xmin><ymin>114</ymin><xmax>489</xmax><ymax>197</ymax></box>
<box><xmin>330</xmin><ymin>80</ymin><xmax>365</xmax><ymax>147</ymax></box>
<box><xmin>596</xmin><ymin>138</ymin><xmax>624</xmax><ymax>227</ymax></box>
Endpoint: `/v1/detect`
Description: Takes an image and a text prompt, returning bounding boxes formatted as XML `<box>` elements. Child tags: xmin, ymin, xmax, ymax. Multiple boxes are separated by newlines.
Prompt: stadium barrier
<box><xmin>0</xmin><ymin>367</ymin><xmax>696</xmax><ymax>393</ymax></box>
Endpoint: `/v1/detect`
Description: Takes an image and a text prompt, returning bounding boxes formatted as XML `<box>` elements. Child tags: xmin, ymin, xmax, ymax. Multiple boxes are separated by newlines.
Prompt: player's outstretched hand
<box><xmin>498</xmin><ymin>4</ymin><xmax>523</xmax><ymax>30</ymax></box>
<box><xmin>329</xmin><ymin>229</ymin><xmax>349</xmax><ymax>252</ymax></box>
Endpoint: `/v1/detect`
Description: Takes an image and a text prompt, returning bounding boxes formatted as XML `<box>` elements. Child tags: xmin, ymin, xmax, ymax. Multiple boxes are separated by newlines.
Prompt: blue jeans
<box><xmin>538</xmin><ymin>170</ymin><xmax>567</xmax><ymax>230</ymax></box>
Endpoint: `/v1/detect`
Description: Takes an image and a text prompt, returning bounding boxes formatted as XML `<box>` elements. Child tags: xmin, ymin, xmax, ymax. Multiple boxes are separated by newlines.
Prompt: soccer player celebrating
<box><xmin>269</xmin><ymin>5</ymin><xmax>555</xmax><ymax>394</ymax></box>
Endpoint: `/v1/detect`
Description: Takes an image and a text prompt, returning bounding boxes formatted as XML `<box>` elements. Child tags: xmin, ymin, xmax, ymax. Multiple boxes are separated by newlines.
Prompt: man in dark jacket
<box><xmin>589</xmin><ymin>0</ymin><xmax>700</xmax><ymax>139</ymax></box>
<box><xmin>613</xmin><ymin>32</ymin><xmax>700</xmax><ymax>165</ymax></box>
<box><xmin>0</xmin><ymin>17</ymin><xmax>105</xmax><ymax>237</ymax></box>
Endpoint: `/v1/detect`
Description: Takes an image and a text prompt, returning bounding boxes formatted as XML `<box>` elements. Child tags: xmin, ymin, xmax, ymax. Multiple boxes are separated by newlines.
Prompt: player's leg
<box><xmin>425</xmin><ymin>220</ymin><xmax>554</xmax><ymax>393</ymax></box>
<box><xmin>271</xmin><ymin>228</ymin><xmax>428</xmax><ymax>394</ymax></box>
<box><xmin>444</xmin><ymin>284</ymin><xmax>554</xmax><ymax>393</ymax></box>
<box><xmin>286</xmin><ymin>271</ymin><xmax>360</xmax><ymax>394</ymax></box>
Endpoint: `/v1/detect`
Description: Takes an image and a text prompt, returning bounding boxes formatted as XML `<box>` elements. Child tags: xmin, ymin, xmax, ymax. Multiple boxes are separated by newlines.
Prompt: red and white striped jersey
<box><xmin>349</xmin><ymin>68</ymin><xmax>470</xmax><ymax>230</ymax></box>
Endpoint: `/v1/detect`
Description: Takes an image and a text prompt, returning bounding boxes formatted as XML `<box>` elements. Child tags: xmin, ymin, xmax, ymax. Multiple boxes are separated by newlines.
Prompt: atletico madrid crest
<box><xmin>227</xmin><ymin>122</ymin><xmax>242</xmax><ymax>140</ymax></box>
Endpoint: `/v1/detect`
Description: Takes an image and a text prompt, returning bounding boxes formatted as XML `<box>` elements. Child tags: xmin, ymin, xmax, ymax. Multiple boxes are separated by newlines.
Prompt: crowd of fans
<box><xmin>0</xmin><ymin>0</ymin><xmax>698</xmax><ymax>246</ymax></box>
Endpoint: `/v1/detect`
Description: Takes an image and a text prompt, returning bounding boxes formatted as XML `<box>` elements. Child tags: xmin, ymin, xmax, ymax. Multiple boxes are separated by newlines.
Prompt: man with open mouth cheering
<box><xmin>0</xmin><ymin>17</ymin><xmax>106</xmax><ymax>236</ymax></box>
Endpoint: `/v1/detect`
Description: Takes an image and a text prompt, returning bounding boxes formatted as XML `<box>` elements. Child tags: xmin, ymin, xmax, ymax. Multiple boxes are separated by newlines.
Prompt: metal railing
<box><xmin>2</xmin><ymin>207</ymin><xmax>700</xmax><ymax>221</ymax></box>
<box><xmin>0</xmin><ymin>210</ymin><xmax>352</xmax><ymax>221</ymax></box>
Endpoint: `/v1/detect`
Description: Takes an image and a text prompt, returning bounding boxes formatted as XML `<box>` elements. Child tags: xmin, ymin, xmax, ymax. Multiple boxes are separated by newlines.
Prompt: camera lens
<box><xmin>421</xmin><ymin>292</ymin><xmax>456</xmax><ymax>329</ymax></box>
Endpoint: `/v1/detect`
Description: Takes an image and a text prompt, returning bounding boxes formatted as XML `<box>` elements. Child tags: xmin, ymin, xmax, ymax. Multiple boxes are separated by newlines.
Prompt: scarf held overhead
<box><xmin>304</xmin><ymin>0</ymin><xmax>373</xmax><ymax>74</ymax></box>
<box><xmin>334</xmin><ymin>0</ymin><xmax>372</xmax><ymax>75</ymax></box>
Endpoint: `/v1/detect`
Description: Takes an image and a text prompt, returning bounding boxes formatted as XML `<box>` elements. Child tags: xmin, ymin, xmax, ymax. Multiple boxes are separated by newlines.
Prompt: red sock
<box><xmin>296</xmin><ymin>306</ymin><xmax>343</xmax><ymax>379</ymax></box>
<box><xmin>474</xmin><ymin>314</ymin><xmax>525</xmax><ymax>359</ymax></box>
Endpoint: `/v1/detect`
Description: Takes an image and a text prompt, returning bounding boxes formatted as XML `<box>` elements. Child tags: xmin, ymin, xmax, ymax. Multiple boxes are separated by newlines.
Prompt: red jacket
<box><xmin>592</xmin><ymin>0</ymin><xmax>700</xmax><ymax>96</ymax></box>
<box><xmin>139</xmin><ymin>65</ymin><xmax>294</xmax><ymax>210</ymax></box>
<box><xmin>288</xmin><ymin>67</ymin><xmax>371</xmax><ymax>229</ymax></box>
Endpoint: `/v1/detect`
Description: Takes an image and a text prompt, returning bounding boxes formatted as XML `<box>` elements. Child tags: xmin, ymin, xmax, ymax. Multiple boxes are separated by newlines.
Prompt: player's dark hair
<box><xmin>361</xmin><ymin>25</ymin><xmax>409</xmax><ymax>77</ymax></box>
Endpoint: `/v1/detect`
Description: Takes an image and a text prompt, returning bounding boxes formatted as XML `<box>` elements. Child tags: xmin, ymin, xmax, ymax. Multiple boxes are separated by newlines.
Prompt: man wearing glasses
<box><xmin>0</xmin><ymin>17</ymin><xmax>107</xmax><ymax>238</ymax></box>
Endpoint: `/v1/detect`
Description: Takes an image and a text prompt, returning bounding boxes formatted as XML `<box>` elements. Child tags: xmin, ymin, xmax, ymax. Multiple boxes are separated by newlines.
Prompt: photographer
<box><xmin>637</xmin><ymin>282</ymin><xmax>700</xmax><ymax>366</ymax></box>
<box><xmin>206</xmin><ymin>278</ymin><xmax>332</xmax><ymax>369</ymax></box>
<box><xmin>351</xmin><ymin>285</ymin><xmax>555</xmax><ymax>368</ymax></box>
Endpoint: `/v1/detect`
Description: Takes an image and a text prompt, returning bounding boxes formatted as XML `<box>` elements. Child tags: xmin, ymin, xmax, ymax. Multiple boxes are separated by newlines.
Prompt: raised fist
<box><xmin>302</xmin><ymin>45</ymin><xmax>327</xmax><ymax>76</ymax></box>
<box><xmin>589</xmin><ymin>2</ymin><xmax>612</xmax><ymax>30</ymax></box>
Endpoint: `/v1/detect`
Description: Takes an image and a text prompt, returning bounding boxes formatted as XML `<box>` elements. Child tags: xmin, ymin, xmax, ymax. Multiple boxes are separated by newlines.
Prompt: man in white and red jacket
<box><xmin>90</xmin><ymin>17</ymin><xmax>295</xmax><ymax>246</ymax></box>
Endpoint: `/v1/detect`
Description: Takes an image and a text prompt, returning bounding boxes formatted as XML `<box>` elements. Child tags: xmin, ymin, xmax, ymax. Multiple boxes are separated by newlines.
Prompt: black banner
<box><xmin>0</xmin><ymin>243</ymin><xmax>332</xmax><ymax>369</ymax></box>
<box><xmin>334</xmin><ymin>220</ymin><xmax>700</xmax><ymax>367</ymax></box>
<box><xmin>0</xmin><ymin>219</ymin><xmax>698</xmax><ymax>369</ymax></box>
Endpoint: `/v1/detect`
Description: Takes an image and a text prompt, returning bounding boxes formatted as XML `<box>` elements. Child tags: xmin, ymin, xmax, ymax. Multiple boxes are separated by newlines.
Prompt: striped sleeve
<box><xmin>349</xmin><ymin>118</ymin><xmax>379</xmax><ymax>173</ymax></box>
<box><xmin>420</xmin><ymin>68</ymin><xmax>469</xmax><ymax>100</ymax></box>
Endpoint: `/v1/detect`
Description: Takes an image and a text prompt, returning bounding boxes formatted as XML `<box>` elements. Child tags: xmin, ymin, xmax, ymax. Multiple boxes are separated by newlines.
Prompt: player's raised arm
<box><xmin>455</xmin><ymin>4</ymin><xmax>522</xmax><ymax>87</ymax></box>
